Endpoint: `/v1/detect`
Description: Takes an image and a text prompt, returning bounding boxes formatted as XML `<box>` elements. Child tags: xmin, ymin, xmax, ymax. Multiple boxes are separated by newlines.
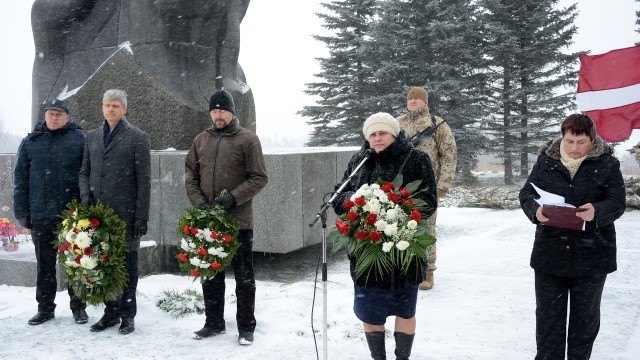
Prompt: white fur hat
<box><xmin>362</xmin><ymin>112</ymin><xmax>400</xmax><ymax>138</ymax></box>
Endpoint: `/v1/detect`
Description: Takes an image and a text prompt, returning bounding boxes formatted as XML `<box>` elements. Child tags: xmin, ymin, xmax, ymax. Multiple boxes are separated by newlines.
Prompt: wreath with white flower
<box><xmin>329</xmin><ymin>175</ymin><xmax>436</xmax><ymax>280</ymax></box>
<box><xmin>55</xmin><ymin>199</ymin><xmax>128</xmax><ymax>305</ymax></box>
<box><xmin>176</xmin><ymin>204</ymin><xmax>240</xmax><ymax>283</ymax></box>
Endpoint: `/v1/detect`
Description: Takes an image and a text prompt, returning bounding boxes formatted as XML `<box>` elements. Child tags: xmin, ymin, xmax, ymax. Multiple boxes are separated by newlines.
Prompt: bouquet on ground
<box><xmin>176</xmin><ymin>202</ymin><xmax>240</xmax><ymax>283</ymax></box>
<box><xmin>55</xmin><ymin>199</ymin><xmax>128</xmax><ymax>305</ymax></box>
<box><xmin>329</xmin><ymin>175</ymin><xmax>436</xmax><ymax>280</ymax></box>
<box><xmin>1</xmin><ymin>206</ymin><xmax>25</xmax><ymax>251</ymax></box>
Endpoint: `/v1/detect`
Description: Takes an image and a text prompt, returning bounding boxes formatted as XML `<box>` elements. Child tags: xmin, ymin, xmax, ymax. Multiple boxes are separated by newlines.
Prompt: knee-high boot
<box><xmin>394</xmin><ymin>332</ymin><xmax>415</xmax><ymax>360</ymax></box>
<box><xmin>365</xmin><ymin>331</ymin><xmax>387</xmax><ymax>360</ymax></box>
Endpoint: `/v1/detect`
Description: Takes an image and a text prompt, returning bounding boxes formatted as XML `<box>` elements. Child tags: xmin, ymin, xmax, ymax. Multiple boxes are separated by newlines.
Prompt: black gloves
<box><xmin>134</xmin><ymin>219</ymin><xmax>148</xmax><ymax>238</ymax></box>
<box><xmin>213</xmin><ymin>193</ymin><xmax>236</xmax><ymax>211</ymax></box>
<box><xmin>17</xmin><ymin>217</ymin><xmax>32</xmax><ymax>229</ymax></box>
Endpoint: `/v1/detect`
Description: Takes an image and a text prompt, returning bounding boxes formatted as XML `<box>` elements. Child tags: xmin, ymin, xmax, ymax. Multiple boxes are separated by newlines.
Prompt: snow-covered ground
<box><xmin>1</xmin><ymin>208</ymin><xmax>639</xmax><ymax>360</ymax></box>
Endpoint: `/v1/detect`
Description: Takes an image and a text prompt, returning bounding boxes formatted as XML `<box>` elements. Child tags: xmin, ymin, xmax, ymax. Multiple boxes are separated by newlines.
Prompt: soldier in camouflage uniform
<box><xmin>397</xmin><ymin>86</ymin><xmax>457</xmax><ymax>290</ymax></box>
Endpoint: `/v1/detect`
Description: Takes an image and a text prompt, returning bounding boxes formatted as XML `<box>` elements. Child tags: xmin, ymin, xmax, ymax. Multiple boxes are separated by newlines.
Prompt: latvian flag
<box><xmin>577</xmin><ymin>46</ymin><xmax>640</xmax><ymax>142</ymax></box>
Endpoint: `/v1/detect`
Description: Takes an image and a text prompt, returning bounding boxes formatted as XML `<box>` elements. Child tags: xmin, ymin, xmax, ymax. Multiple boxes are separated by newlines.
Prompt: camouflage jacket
<box><xmin>397</xmin><ymin>107</ymin><xmax>457</xmax><ymax>194</ymax></box>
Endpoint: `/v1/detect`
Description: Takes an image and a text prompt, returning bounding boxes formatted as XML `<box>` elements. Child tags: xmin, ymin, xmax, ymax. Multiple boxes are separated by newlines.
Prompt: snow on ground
<box><xmin>1</xmin><ymin>208</ymin><xmax>639</xmax><ymax>360</ymax></box>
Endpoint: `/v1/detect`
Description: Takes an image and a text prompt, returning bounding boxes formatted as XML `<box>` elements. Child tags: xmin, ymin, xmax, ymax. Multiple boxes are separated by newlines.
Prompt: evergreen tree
<box><xmin>299</xmin><ymin>0</ymin><xmax>378</xmax><ymax>146</ymax></box>
<box><xmin>365</xmin><ymin>0</ymin><xmax>489</xmax><ymax>175</ymax></box>
<box><xmin>480</xmin><ymin>0</ymin><xmax>579</xmax><ymax>184</ymax></box>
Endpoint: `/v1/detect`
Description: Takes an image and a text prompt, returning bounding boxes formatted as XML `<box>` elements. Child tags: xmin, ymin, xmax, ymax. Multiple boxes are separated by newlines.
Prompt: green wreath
<box><xmin>55</xmin><ymin>199</ymin><xmax>128</xmax><ymax>305</ymax></box>
<box><xmin>176</xmin><ymin>204</ymin><xmax>240</xmax><ymax>283</ymax></box>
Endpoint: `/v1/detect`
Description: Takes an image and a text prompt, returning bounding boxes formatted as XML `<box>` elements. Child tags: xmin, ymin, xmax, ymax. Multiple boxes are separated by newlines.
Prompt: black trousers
<box><xmin>534</xmin><ymin>270</ymin><xmax>607</xmax><ymax>360</ymax></box>
<box><xmin>202</xmin><ymin>229</ymin><xmax>256</xmax><ymax>333</ymax></box>
<box><xmin>31</xmin><ymin>221</ymin><xmax>85</xmax><ymax>313</ymax></box>
<box><xmin>103</xmin><ymin>229</ymin><xmax>139</xmax><ymax>320</ymax></box>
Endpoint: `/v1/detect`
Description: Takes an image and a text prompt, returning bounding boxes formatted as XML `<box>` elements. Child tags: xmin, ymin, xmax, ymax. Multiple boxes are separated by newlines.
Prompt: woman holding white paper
<box><xmin>519</xmin><ymin>114</ymin><xmax>626</xmax><ymax>360</ymax></box>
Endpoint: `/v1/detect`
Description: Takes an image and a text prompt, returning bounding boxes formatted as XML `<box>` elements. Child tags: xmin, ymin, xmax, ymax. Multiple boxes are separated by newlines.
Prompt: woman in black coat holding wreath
<box><xmin>332</xmin><ymin>112</ymin><xmax>437</xmax><ymax>360</ymax></box>
<box><xmin>519</xmin><ymin>114</ymin><xmax>626</xmax><ymax>359</ymax></box>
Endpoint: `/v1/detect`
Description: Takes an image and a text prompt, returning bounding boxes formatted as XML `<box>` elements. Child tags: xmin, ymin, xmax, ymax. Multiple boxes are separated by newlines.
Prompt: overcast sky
<box><xmin>0</xmin><ymin>1</ymin><xmax>638</xmax><ymax>147</ymax></box>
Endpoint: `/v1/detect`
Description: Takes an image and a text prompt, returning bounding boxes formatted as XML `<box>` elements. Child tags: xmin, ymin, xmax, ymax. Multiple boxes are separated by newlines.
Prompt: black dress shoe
<box><xmin>193</xmin><ymin>326</ymin><xmax>225</xmax><ymax>339</ymax></box>
<box><xmin>28</xmin><ymin>312</ymin><xmax>55</xmax><ymax>325</ymax></box>
<box><xmin>73</xmin><ymin>309</ymin><xmax>89</xmax><ymax>324</ymax></box>
<box><xmin>118</xmin><ymin>318</ymin><xmax>135</xmax><ymax>335</ymax></box>
<box><xmin>90</xmin><ymin>315</ymin><xmax>120</xmax><ymax>332</ymax></box>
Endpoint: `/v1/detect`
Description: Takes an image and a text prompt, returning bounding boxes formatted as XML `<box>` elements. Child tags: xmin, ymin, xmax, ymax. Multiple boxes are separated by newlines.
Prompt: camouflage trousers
<box><xmin>427</xmin><ymin>211</ymin><xmax>437</xmax><ymax>270</ymax></box>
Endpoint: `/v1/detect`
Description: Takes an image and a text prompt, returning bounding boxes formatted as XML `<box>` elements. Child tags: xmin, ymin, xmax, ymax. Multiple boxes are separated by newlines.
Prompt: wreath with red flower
<box><xmin>55</xmin><ymin>199</ymin><xmax>128</xmax><ymax>305</ymax></box>
<box><xmin>176</xmin><ymin>204</ymin><xmax>240</xmax><ymax>283</ymax></box>
<box><xmin>329</xmin><ymin>175</ymin><xmax>436</xmax><ymax>280</ymax></box>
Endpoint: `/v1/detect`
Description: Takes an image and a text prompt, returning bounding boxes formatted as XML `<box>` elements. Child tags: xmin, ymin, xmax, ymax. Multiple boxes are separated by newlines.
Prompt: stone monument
<box><xmin>31</xmin><ymin>0</ymin><xmax>254</xmax><ymax>150</ymax></box>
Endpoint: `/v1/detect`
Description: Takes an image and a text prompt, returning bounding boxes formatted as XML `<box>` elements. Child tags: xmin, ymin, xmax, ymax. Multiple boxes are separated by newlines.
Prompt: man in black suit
<box><xmin>79</xmin><ymin>89</ymin><xmax>151</xmax><ymax>335</ymax></box>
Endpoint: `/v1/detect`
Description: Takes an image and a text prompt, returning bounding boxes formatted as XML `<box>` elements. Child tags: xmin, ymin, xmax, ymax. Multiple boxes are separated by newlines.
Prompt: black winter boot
<box><xmin>365</xmin><ymin>331</ymin><xmax>387</xmax><ymax>360</ymax></box>
<box><xmin>394</xmin><ymin>332</ymin><xmax>415</xmax><ymax>360</ymax></box>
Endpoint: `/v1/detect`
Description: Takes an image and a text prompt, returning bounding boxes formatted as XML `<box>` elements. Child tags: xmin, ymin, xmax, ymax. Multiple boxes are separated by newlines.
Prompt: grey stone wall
<box><xmin>0</xmin><ymin>148</ymin><xmax>357</xmax><ymax>282</ymax></box>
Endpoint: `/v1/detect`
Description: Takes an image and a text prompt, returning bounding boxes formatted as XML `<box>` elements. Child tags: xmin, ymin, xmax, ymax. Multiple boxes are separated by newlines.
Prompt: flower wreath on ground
<box><xmin>55</xmin><ymin>199</ymin><xmax>128</xmax><ymax>305</ymax></box>
<box><xmin>329</xmin><ymin>175</ymin><xmax>436</xmax><ymax>281</ymax></box>
<box><xmin>176</xmin><ymin>203</ymin><xmax>240</xmax><ymax>283</ymax></box>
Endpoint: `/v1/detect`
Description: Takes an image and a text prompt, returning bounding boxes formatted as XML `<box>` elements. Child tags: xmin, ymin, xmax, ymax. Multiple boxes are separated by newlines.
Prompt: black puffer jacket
<box><xmin>333</xmin><ymin>131</ymin><xmax>438</xmax><ymax>289</ymax></box>
<box><xmin>519</xmin><ymin>136</ymin><xmax>626</xmax><ymax>277</ymax></box>
<box><xmin>13</xmin><ymin>121</ymin><xmax>85</xmax><ymax>224</ymax></box>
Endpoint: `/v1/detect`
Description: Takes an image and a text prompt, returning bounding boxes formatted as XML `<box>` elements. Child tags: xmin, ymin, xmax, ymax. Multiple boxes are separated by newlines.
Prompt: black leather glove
<box><xmin>17</xmin><ymin>217</ymin><xmax>32</xmax><ymax>229</ymax></box>
<box><xmin>134</xmin><ymin>219</ymin><xmax>148</xmax><ymax>238</ymax></box>
<box><xmin>213</xmin><ymin>193</ymin><xmax>236</xmax><ymax>211</ymax></box>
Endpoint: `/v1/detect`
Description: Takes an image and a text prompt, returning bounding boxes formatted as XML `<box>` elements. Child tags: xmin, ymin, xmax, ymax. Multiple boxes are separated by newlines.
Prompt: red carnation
<box><xmin>344</xmin><ymin>199</ymin><xmax>354</xmax><ymax>210</ymax></box>
<box><xmin>178</xmin><ymin>252</ymin><xmax>188</xmax><ymax>262</ymax></box>
<box><xmin>102</xmin><ymin>254</ymin><xmax>110</xmax><ymax>262</ymax></box>
<box><xmin>183</xmin><ymin>224</ymin><xmax>190</xmax><ymax>235</ymax></box>
<box><xmin>368</xmin><ymin>231</ymin><xmax>381</xmax><ymax>242</ymax></box>
<box><xmin>381</xmin><ymin>182</ymin><xmax>394</xmax><ymax>193</ymax></box>
<box><xmin>84</xmin><ymin>247</ymin><xmax>94</xmax><ymax>256</ymax></box>
<box><xmin>69</xmin><ymin>210</ymin><xmax>76</xmax><ymax>217</ymax></box>
<box><xmin>190</xmin><ymin>227</ymin><xmax>199</xmax><ymax>236</ymax></box>
<box><xmin>75</xmin><ymin>256</ymin><xmax>81</xmax><ymax>264</ymax></box>
<box><xmin>347</xmin><ymin>212</ymin><xmax>358</xmax><ymax>222</ymax></box>
<box><xmin>223</xmin><ymin>235</ymin><xmax>233</xmax><ymax>244</ymax></box>
<box><xmin>336</xmin><ymin>219</ymin><xmax>349</xmax><ymax>234</ymax></box>
<box><xmin>190</xmin><ymin>269</ymin><xmax>201</xmax><ymax>277</ymax></box>
<box><xmin>73</xmin><ymin>244</ymin><xmax>80</xmax><ymax>251</ymax></box>
<box><xmin>388</xmin><ymin>193</ymin><xmax>399</xmax><ymax>204</ymax></box>
<box><xmin>211</xmin><ymin>262</ymin><xmax>222</xmax><ymax>270</ymax></box>
<box><xmin>411</xmin><ymin>209</ymin><xmax>422</xmax><ymax>222</ymax></box>
<box><xmin>366</xmin><ymin>213</ymin><xmax>378</xmax><ymax>225</ymax></box>
<box><xmin>72</xmin><ymin>227</ymin><xmax>78</xmax><ymax>233</ymax></box>
<box><xmin>354</xmin><ymin>197</ymin><xmax>366</xmax><ymax>207</ymax></box>
<box><xmin>400</xmin><ymin>188</ymin><xmax>410</xmax><ymax>198</ymax></box>
<box><xmin>197</xmin><ymin>248</ymin><xmax>207</xmax><ymax>256</ymax></box>
<box><xmin>89</xmin><ymin>218</ymin><xmax>100</xmax><ymax>229</ymax></box>
<box><xmin>58</xmin><ymin>241</ymin><xmax>71</xmax><ymax>253</ymax></box>
<box><xmin>210</xmin><ymin>231</ymin><xmax>220</xmax><ymax>239</ymax></box>
<box><xmin>356</xmin><ymin>230</ymin><xmax>367</xmax><ymax>240</ymax></box>
<box><xmin>403</xmin><ymin>199</ymin><xmax>414</xmax><ymax>207</ymax></box>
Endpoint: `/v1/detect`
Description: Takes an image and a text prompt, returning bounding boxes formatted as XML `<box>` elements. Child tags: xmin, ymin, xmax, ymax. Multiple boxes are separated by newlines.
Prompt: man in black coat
<box><xmin>13</xmin><ymin>99</ymin><xmax>88</xmax><ymax>325</ymax></box>
<box><xmin>79</xmin><ymin>89</ymin><xmax>151</xmax><ymax>335</ymax></box>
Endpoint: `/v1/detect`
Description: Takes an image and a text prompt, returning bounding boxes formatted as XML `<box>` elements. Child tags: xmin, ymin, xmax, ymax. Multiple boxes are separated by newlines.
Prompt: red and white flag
<box><xmin>577</xmin><ymin>46</ymin><xmax>640</xmax><ymax>142</ymax></box>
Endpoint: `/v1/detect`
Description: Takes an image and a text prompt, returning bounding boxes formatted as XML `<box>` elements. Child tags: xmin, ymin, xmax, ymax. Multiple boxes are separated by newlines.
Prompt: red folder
<box><xmin>541</xmin><ymin>205</ymin><xmax>586</xmax><ymax>231</ymax></box>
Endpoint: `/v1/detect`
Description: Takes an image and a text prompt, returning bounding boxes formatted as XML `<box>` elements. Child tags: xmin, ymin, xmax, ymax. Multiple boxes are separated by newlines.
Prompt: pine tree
<box><xmin>364</xmin><ymin>0</ymin><xmax>489</xmax><ymax>175</ymax></box>
<box><xmin>480</xmin><ymin>0</ymin><xmax>579</xmax><ymax>184</ymax></box>
<box><xmin>299</xmin><ymin>0</ymin><xmax>378</xmax><ymax>146</ymax></box>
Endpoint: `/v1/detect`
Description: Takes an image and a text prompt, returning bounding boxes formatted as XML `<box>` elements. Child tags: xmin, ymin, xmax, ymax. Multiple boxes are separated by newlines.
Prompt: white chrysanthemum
<box><xmin>199</xmin><ymin>228</ymin><xmax>213</xmax><ymax>242</ymax></box>
<box><xmin>181</xmin><ymin>238</ymin><xmax>191</xmax><ymax>251</ymax></box>
<box><xmin>188</xmin><ymin>241</ymin><xmax>196</xmax><ymax>249</ymax></box>
<box><xmin>367</xmin><ymin>200</ymin><xmax>381</xmax><ymax>214</ymax></box>
<box><xmin>198</xmin><ymin>262</ymin><xmax>211</xmax><ymax>269</ymax></box>
<box><xmin>369</xmin><ymin>183</ymin><xmax>380</xmax><ymax>190</ymax></box>
<box><xmin>386</xmin><ymin>208</ymin><xmax>398</xmax><ymax>221</ymax></box>
<box><xmin>407</xmin><ymin>220</ymin><xmax>418</xmax><ymax>230</ymax></box>
<box><xmin>189</xmin><ymin>257</ymin><xmax>201</xmax><ymax>267</ymax></box>
<box><xmin>80</xmin><ymin>256</ymin><xmax>98</xmax><ymax>270</ymax></box>
<box><xmin>382</xmin><ymin>242</ymin><xmax>394</xmax><ymax>253</ymax></box>
<box><xmin>377</xmin><ymin>193</ymin><xmax>389</xmax><ymax>203</ymax></box>
<box><xmin>375</xmin><ymin>219</ymin><xmax>388</xmax><ymax>231</ymax></box>
<box><xmin>208</xmin><ymin>247</ymin><xmax>228</xmax><ymax>258</ymax></box>
<box><xmin>65</xmin><ymin>260</ymin><xmax>79</xmax><ymax>268</ymax></box>
<box><xmin>383</xmin><ymin>223</ymin><xmax>398</xmax><ymax>236</ymax></box>
<box><xmin>372</xmin><ymin>189</ymin><xmax>386</xmax><ymax>199</ymax></box>
<box><xmin>65</xmin><ymin>230</ymin><xmax>75</xmax><ymax>242</ymax></box>
<box><xmin>74</xmin><ymin>232</ymin><xmax>92</xmax><ymax>249</ymax></box>
<box><xmin>396</xmin><ymin>240</ymin><xmax>410</xmax><ymax>251</ymax></box>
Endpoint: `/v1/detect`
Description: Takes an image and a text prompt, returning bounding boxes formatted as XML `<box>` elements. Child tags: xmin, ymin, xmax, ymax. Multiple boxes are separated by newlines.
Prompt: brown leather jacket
<box><xmin>185</xmin><ymin>118</ymin><xmax>268</xmax><ymax>230</ymax></box>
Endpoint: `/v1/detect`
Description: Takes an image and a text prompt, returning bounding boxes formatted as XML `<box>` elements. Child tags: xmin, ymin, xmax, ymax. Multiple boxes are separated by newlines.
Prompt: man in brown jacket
<box><xmin>185</xmin><ymin>89</ymin><xmax>268</xmax><ymax>345</ymax></box>
<box><xmin>397</xmin><ymin>86</ymin><xmax>457</xmax><ymax>290</ymax></box>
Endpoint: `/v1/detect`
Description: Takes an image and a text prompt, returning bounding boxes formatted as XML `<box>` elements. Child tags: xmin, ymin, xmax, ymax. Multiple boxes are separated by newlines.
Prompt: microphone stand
<box><xmin>308</xmin><ymin>150</ymin><xmax>372</xmax><ymax>360</ymax></box>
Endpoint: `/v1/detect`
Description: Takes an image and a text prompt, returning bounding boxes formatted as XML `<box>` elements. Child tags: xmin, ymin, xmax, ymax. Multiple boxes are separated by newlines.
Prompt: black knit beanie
<box><xmin>209</xmin><ymin>90</ymin><xmax>235</xmax><ymax>114</ymax></box>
